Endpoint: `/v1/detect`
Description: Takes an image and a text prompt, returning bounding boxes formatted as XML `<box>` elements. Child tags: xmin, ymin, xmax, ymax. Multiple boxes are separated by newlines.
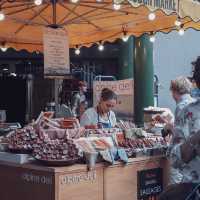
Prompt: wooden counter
<box><xmin>0</xmin><ymin>156</ymin><xmax>169</xmax><ymax>200</ymax></box>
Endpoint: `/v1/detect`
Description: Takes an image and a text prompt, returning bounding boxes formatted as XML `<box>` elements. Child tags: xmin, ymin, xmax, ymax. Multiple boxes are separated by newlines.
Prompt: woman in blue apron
<box><xmin>80</xmin><ymin>88</ymin><xmax>117</xmax><ymax>128</ymax></box>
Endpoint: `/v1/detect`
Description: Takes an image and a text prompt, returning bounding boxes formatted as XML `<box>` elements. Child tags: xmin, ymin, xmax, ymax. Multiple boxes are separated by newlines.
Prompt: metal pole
<box><xmin>134</xmin><ymin>34</ymin><xmax>154</xmax><ymax>127</ymax></box>
<box><xmin>118</xmin><ymin>36</ymin><xmax>134</xmax><ymax>80</ymax></box>
<box><xmin>52</xmin><ymin>0</ymin><xmax>57</xmax><ymax>26</ymax></box>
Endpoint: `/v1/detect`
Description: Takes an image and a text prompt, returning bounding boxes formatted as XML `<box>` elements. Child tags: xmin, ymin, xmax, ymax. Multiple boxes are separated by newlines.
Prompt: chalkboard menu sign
<box><xmin>137</xmin><ymin>168</ymin><xmax>163</xmax><ymax>200</ymax></box>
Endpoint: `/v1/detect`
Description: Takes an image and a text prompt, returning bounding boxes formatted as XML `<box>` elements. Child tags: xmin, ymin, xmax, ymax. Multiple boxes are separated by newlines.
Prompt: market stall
<box><xmin>0</xmin><ymin>110</ymin><xmax>170</xmax><ymax>200</ymax></box>
<box><xmin>0</xmin><ymin>1</ymin><xmax>197</xmax><ymax>199</ymax></box>
<box><xmin>0</xmin><ymin>156</ymin><xmax>169</xmax><ymax>200</ymax></box>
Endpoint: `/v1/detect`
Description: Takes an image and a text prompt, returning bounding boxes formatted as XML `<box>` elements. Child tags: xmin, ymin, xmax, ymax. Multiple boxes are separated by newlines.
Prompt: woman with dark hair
<box><xmin>80</xmin><ymin>88</ymin><xmax>117</xmax><ymax>128</ymax></box>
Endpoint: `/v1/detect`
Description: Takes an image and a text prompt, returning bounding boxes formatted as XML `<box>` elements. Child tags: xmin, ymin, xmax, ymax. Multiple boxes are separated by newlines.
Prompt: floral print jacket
<box><xmin>170</xmin><ymin>98</ymin><xmax>200</xmax><ymax>183</ymax></box>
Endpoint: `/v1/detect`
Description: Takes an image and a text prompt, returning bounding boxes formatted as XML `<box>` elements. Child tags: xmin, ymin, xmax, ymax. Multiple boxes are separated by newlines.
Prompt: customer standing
<box><xmin>80</xmin><ymin>88</ymin><xmax>117</xmax><ymax>128</ymax></box>
<box><xmin>166</xmin><ymin>77</ymin><xmax>195</xmax><ymax>184</ymax></box>
<box><xmin>71</xmin><ymin>81</ymin><xmax>88</xmax><ymax>118</ymax></box>
<box><xmin>168</xmin><ymin>56</ymin><xmax>200</xmax><ymax>184</ymax></box>
<box><xmin>170</xmin><ymin>77</ymin><xmax>195</xmax><ymax>141</ymax></box>
<box><xmin>158</xmin><ymin>57</ymin><xmax>200</xmax><ymax>200</ymax></box>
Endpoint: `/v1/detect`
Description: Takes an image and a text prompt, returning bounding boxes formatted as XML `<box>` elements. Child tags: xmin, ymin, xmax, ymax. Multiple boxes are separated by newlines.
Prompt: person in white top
<box><xmin>71</xmin><ymin>81</ymin><xmax>88</xmax><ymax>118</ymax></box>
<box><xmin>80</xmin><ymin>88</ymin><xmax>117</xmax><ymax>128</ymax></box>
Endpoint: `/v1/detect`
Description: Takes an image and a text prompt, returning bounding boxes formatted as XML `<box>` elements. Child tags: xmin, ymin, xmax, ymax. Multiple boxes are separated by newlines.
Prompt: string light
<box><xmin>149</xmin><ymin>33</ymin><xmax>156</xmax><ymax>43</ymax></box>
<box><xmin>178</xmin><ymin>25</ymin><xmax>185</xmax><ymax>36</ymax></box>
<box><xmin>113</xmin><ymin>3</ymin><xmax>121</xmax><ymax>10</ymax></box>
<box><xmin>34</xmin><ymin>0</ymin><xmax>43</xmax><ymax>6</ymax></box>
<box><xmin>174</xmin><ymin>17</ymin><xmax>181</xmax><ymax>27</ymax></box>
<box><xmin>148</xmin><ymin>12</ymin><xmax>156</xmax><ymax>21</ymax></box>
<box><xmin>0</xmin><ymin>42</ymin><xmax>7</xmax><ymax>52</ymax></box>
<box><xmin>75</xmin><ymin>45</ymin><xmax>81</xmax><ymax>55</ymax></box>
<box><xmin>98</xmin><ymin>41</ymin><xmax>104</xmax><ymax>51</ymax></box>
<box><xmin>0</xmin><ymin>11</ymin><xmax>5</xmax><ymax>21</ymax></box>
<box><xmin>1</xmin><ymin>47</ymin><xmax>7</xmax><ymax>52</ymax></box>
<box><xmin>122</xmin><ymin>31</ymin><xmax>129</xmax><ymax>42</ymax></box>
<box><xmin>70</xmin><ymin>0</ymin><xmax>79</xmax><ymax>3</ymax></box>
<box><xmin>10</xmin><ymin>73</ymin><xmax>17</xmax><ymax>77</ymax></box>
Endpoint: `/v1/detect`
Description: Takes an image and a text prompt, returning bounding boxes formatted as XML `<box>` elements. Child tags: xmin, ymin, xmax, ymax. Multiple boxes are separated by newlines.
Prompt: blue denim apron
<box><xmin>97</xmin><ymin>112</ymin><xmax>112</xmax><ymax>128</ymax></box>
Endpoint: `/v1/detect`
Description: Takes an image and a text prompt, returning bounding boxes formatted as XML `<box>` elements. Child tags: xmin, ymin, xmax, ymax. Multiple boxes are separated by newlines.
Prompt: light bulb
<box><xmin>10</xmin><ymin>73</ymin><xmax>17</xmax><ymax>77</ymax></box>
<box><xmin>122</xmin><ymin>35</ymin><xmax>129</xmax><ymax>42</ymax></box>
<box><xmin>113</xmin><ymin>4</ymin><xmax>121</xmax><ymax>10</ymax></box>
<box><xmin>148</xmin><ymin>12</ymin><xmax>156</xmax><ymax>21</ymax></box>
<box><xmin>71</xmin><ymin>0</ymin><xmax>79</xmax><ymax>3</ymax></box>
<box><xmin>178</xmin><ymin>28</ymin><xmax>185</xmax><ymax>36</ymax></box>
<box><xmin>1</xmin><ymin>47</ymin><xmax>7</xmax><ymax>52</ymax></box>
<box><xmin>149</xmin><ymin>35</ymin><xmax>155</xmax><ymax>43</ymax></box>
<box><xmin>0</xmin><ymin>11</ymin><xmax>5</xmax><ymax>21</ymax></box>
<box><xmin>174</xmin><ymin>19</ymin><xmax>181</xmax><ymax>27</ymax></box>
<box><xmin>34</xmin><ymin>0</ymin><xmax>43</xmax><ymax>6</ymax></box>
<box><xmin>96</xmin><ymin>0</ymin><xmax>102</xmax><ymax>2</ymax></box>
<box><xmin>75</xmin><ymin>48</ymin><xmax>80</xmax><ymax>55</ymax></box>
<box><xmin>98</xmin><ymin>44</ymin><xmax>104</xmax><ymax>51</ymax></box>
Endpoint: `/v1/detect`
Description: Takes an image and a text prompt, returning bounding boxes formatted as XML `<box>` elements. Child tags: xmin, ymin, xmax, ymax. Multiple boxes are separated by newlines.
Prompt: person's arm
<box><xmin>169</xmin><ymin>108</ymin><xmax>191</xmax><ymax>166</ymax></box>
<box><xmin>180</xmin><ymin>131</ymin><xmax>200</xmax><ymax>163</ymax></box>
<box><xmin>80</xmin><ymin>111</ymin><xmax>90</xmax><ymax>127</ymax></box>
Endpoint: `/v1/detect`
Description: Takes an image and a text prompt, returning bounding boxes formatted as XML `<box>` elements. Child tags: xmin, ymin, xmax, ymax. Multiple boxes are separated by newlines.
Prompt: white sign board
<box><xmin>43</xmin><ymin>27</ymin><xmax>70</xmax><ymax>76</ymax></box>
<box><xmin>93</xmin><ymin>79</ymin><xmax>134</xmax><ymax>119</ymax></box>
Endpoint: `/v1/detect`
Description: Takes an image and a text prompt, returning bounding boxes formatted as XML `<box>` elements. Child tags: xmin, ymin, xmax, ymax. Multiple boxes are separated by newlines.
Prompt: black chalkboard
<box><xmin>137</xmin><ymin>168</ymin><xmax>163</xmax><ymax>200</ymax></box>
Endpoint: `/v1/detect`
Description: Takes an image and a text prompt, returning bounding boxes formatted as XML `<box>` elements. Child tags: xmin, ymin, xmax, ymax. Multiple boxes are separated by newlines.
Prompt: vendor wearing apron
<box><xmin>80</xmin><ymin>88</ymin><xmax>117</xmax><ymax>128</ymax></box>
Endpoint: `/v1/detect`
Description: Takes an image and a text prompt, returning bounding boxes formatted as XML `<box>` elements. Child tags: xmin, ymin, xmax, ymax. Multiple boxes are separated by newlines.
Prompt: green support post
<box><xmin>118</xmin><ymin>36</ymin><xmax>134</xmax><ymax>79</ymax></box>
<box><xmin>134</xmin><ymin>34</ymin><xmax>154</xmax><ymax>126</ymax></box>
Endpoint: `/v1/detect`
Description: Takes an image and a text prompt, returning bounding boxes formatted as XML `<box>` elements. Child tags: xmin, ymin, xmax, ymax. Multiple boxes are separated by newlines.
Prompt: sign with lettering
<box><xmin>93</xmin><ymin>79</ymin><xmax>134</xmax><ymax>118</ymax></box>
<box><xmin>94</xmin><ymin>79</ymin><xmax>133</xmax><ymax>96</ymax></box>
<box><xmin>115</xmin><ymin>0</ymin><xmax>200</xmax><ymax>22</ymax></box>
<box><xmin>114</xmin><ymin>0</ymin><xmax>177</xmax><ymax>13</ymax></box>
<box><xmin>21</xmin><ymin>173</ymin><xmax>53</xmax><ymax>185</ymax></box>
<box><xmin>137</xmin><ymin>168</ymin><xmax>163</xmax><ymax>200</ymax></box>
<box><xmin>129</xmin><ymin>0</ymin><xmax>176</xmax><ymax>11</ymax></box>
<box><xmin>43</xmin><ymin>27</ymin><xmax>70</xmax><ymax>76</ymax></box>
<box><xmin>60</xmin><ymin>171</ymin><xmax>97</xmax><ymax>185</ymax></box>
